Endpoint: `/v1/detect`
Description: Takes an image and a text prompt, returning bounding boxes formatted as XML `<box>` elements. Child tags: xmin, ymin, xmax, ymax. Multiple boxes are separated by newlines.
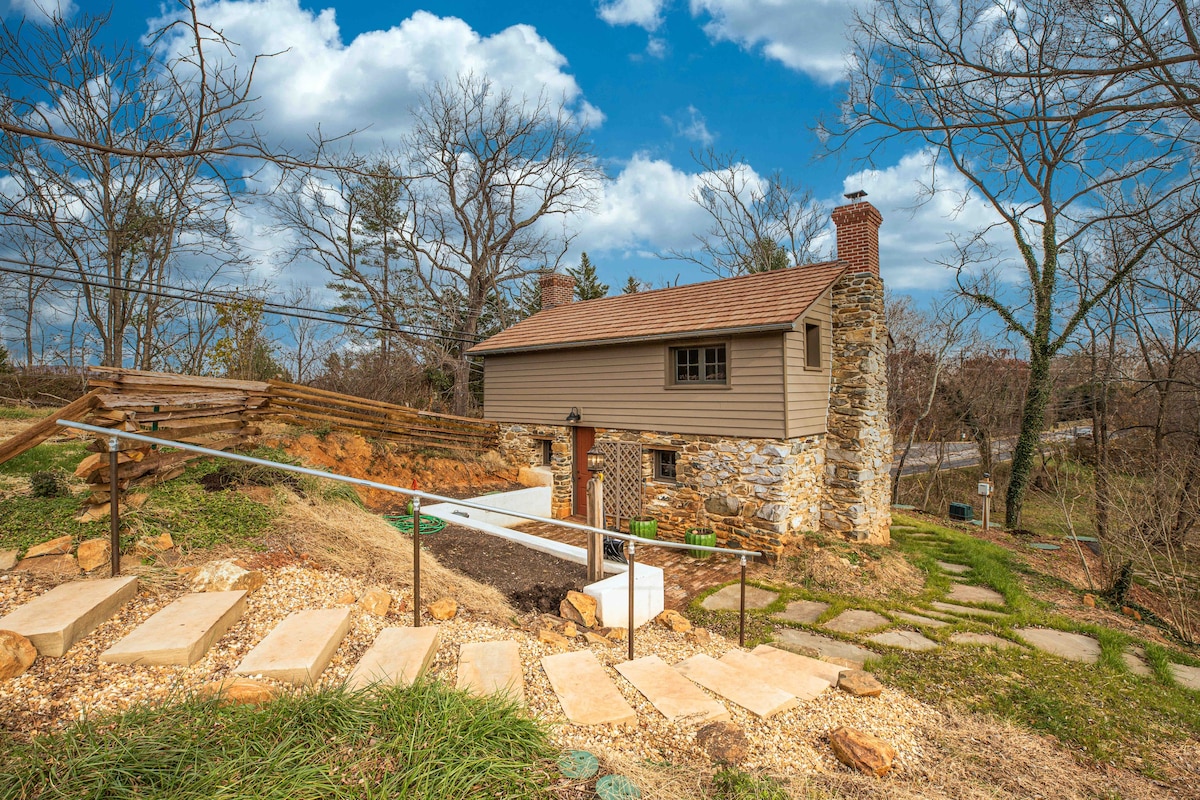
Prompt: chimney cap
<box><xmin>843</xmin><ymin>189</ymin><xmax>868</xmax><ymax>200</ymax></box>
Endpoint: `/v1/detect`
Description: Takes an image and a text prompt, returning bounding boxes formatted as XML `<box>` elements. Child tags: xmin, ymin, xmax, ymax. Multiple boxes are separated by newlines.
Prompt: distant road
<box><xmin>891</xmin><ymin>425</ymin><xmax>1091</xmax><ymax>477</ymax></box>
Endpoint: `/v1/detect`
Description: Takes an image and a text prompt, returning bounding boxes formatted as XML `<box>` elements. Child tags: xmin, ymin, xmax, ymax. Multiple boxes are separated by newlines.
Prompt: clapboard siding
<box><xmin>483</xmin><ymin>333</ymin><xmax>788</xmax><ymax>438</ymax></box>
<box><xmin>784</xmin><ymin>290</ymin><xmax>833</xmax><ymax>438</ymax></box>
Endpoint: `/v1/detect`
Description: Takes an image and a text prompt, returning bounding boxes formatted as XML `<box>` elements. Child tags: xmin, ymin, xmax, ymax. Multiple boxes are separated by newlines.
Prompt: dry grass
<box><xmin>764</xmin><ymin>545</ymin><xmax>925</xmax><ymax>599</ymax></box>
<box><xmin>274</xmin><ymin>493</ymin><xmax>516</xmax><ymax>619</ymax></box>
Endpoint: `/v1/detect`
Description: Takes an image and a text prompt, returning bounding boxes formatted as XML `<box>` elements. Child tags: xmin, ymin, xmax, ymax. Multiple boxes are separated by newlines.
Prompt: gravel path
<box><xmin>0</xmin><ymin>564</ymin><xmax>946</xmax><ymax>781</ymax></box>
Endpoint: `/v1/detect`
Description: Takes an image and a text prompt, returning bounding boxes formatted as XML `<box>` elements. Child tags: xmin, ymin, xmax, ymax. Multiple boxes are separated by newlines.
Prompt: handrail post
<box><xmin>739</xmin><ymin>555</ymin><xmax>747</xmax><ymax>648</ymax></box>
<box><xmin>412</xmin><ymin>496</ymin><xmax>421</xmax><ymax>628</ymax></box>
<box><xmin>627</xmin><ymin>538</ymin><xmax>635</xmax><ymax>661</ymax></box>
<box><xmin>108</xmin><ymin>436</ymin><xmax>120</xmax><ymax>578</ymax></box>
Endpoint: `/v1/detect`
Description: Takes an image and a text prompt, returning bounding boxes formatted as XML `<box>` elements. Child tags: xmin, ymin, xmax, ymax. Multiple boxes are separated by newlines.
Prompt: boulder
<box><xmin>687</xmin><ymin>628</ymin><xmax>712</xmax><ymax>645</ymax></box>
<box><xmin>24</xmin><ymin>535</ymin><xmax>73</xmax><ymax>559</ymax></box>
<box><xmin>828</xmin><ymin>726</ymin><xmax>896</xmax><ymax>777</ymax></box>
<box><xmin>837</xmin><ymin>670</ymin><xmax>884</xmax><ymax>698</ymax></box>
<box><xmin>429</xmin><ymin>598</ymin><xmax>458</xmax><ymax>620</ymax></box>
<box><xmin>359</xmin><ymin>588</ymin><xmax>392</xmax><ymax>616</ymax></box>
<box><xmin>199</xmin><ymin>677</ymin><xmax>279</xmax><ymax>706</ymax></box>
<box><xmin>189</xmin><ymin>559</ymin><xmax>266</xmax><ymax>594</ymax></box>
<box><xmin>76</xmin><ymin>539</ymin><xmax>111</xmax><ymax>572</ymax></box>
<box><xmin>133</xmin><ymin>533</ymin><xmax>174</xmax><ymax>558</ymax></box>
<box><xmin>0</xmin><ymin>550</ymin><xmax>18</xmax><ymax>571</ymax></box>
<box><xmin>584</xmin><ymin>632</ymin><xmax>614</xmax><ymax>647</ymax></box>
<box><xmin>0</xmin><ymin>630</ymin><xmax>37</xmax><ymax>680</ymax></box>
<box><xmin>538</xmin><ymin>628</ymin><xmax>569</xmax><ymax>651</ymax></box>
<box><xmin>560</xmin><ymin>590</ymin><xmax>598</xmax><ymax>628</ymax></box>
<box><xmin>656</xmin><ymin>609</ymin><xmax>692</xmax><ymax>634</ymax></box>
<box><xmin>696</xmin><ymin>721</ymin><xmax>750</xmax><ymax>765</ymax></box>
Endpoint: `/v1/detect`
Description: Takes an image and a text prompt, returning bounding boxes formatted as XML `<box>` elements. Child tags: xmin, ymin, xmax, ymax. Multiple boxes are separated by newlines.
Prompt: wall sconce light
<box><xmin>586</xmin><ymin>445</ymin><xmax>606</xmax><ymax>474</ymax></box>
<box><xmin>565</xmin><ymin>407</ymin><xmax>581</xmax><ymax>423</ymax></box>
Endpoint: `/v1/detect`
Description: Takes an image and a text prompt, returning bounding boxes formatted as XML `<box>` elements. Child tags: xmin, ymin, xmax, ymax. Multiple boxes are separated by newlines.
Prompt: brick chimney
<box><xmin>831</xmin><ymin>201</ymin><xmax>882</xmax><ymax>277</ymax></box>
<box><xmin>540</xmin><ymin>272</ymin><xmax>576</xmax><ymax>311</ymax></box>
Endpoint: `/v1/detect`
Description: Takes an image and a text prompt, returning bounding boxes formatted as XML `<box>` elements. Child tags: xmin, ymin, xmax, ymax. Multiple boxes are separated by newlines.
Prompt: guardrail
<box><xmin>58</xmin><ymin>420</ymin><xmax>763</xmax><ymax>658</ymax></box>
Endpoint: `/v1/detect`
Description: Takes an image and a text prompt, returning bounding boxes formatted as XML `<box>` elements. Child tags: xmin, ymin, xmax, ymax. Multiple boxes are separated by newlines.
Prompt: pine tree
<box><xmin>621</xmin><ymin>275</ymin><xmax>647</xmax><ymax>294</ymax></box>
<box><xmin>568</xmin><ymin>253</ymin><xmax>608</xmax><ymax>300</ymax></box>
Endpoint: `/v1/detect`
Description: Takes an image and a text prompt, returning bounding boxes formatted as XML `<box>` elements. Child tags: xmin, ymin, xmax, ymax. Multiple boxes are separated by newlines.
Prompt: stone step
<box><xmin>720</xmin><ymin>648</ymin><xmax>828</xmax><ymax>701</ymax></box>
<box><xmin>348</xmin><ymin>626</ymin><xmax>440</xmax><ymax>690</ymax></box>
<box><xmin>675</xmin><ymin>654</ymin><xmax>797</xmax><ymax>718</ymax></box>
<box><xmin>769</xmin><ymin>629</ymin><xmax>878</xmax><ymax>669</ymax></box>
<box><xmin>929</xmin><ymin>601</ymin><xmax>1007</xmax><ymax>619</ymax></box>
<box><xmin>749</xmin><ymin>644</ymin><xmax>844</xmax><ymax>685</ymax></box>
<box><xmin>100</xmin><ymin>591</ymin><xmax>246</xmax><ymax>666</ymax></box>
<box><xmin>0</xmin><ymin>576</ymin><xmax>138</xmax><ymax>657</ymax></box>
<box><xmin>542</xmin><ymin>650</ymin><xmax>636</xmax><ymax>727</ymax></box>
<box><xmin>456</xmin><ymin>640</ymin><xmax>524</xmax><ymax>702</ymax></box>
<box><xmin>616</xmin><ymin>655</ymin><xmax>729</xmax><ymax>724</ymax></box>
<box><xmin>236</xmin><ymin>608</ymin><xmax>351</xmax><ymax>686</ymax></box>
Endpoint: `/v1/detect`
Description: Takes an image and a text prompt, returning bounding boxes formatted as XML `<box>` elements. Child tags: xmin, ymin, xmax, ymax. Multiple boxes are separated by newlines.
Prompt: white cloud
<box><xmin>154</xmin><ymin>1</ymin><xmax>596</xmax><ymax>151</ymax></box>
<box><xmin>663</xmin><ymin>105</ymin><xmax>714</xmax><ymax>145</ymax></box>
<box><xmin>6</xmin><ymin>0</ymin><xmax>76</xmax><ymax>20</ymax></box>
<box><xmin>645</xmin><ymin>36</ymin><xmax>668</xmax><ymax>59</ymax></box>
<box><xmin>837</xmin><ymin>149</ymin><xmax>1007</xmax><ymax>291</ymax></box>
<box><xmin>688</xmin><ymin>0</ymin><xmax>865</xmax><ymax>83</ymax></box>
<box><xmin>597</xmin><ymin>0</ymin><xmax>668</xmax><ymax>31</ymax></box>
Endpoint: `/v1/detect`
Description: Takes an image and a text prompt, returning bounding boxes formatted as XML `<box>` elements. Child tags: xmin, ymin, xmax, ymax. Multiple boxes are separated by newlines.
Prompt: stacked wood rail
<box><xmin>0</xmin><ymin>368</ymin><xmax>500</xmax><ymax>516</ymax></box>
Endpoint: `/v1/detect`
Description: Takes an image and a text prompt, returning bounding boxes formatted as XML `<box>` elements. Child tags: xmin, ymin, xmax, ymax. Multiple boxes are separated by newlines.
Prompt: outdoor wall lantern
<box><xmin>586</xmin><ymin>446</ymin><xmax>606</xmax><ymax>474</ymax></box>
<box><xmin>565</xmin><ymin>407</ymin><xmax>581</xmax><ymax>423</ymax></box>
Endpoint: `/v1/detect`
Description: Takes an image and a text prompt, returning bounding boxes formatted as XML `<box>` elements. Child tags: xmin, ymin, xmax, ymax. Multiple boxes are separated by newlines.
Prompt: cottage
<box><xmin>467</xmin><ymin>201</ymin><xmax>892</xmax><ymax>556</ymax></box>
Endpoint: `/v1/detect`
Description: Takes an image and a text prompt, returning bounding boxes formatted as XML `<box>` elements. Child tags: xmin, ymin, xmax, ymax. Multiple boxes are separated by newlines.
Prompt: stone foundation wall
<box><xmin>825</xmin><ymin>273</ymin><xmax>892</xmax><ymax>544</ymax></box>
<box><xmin>497</xmin><ymin>423</ymin><xmax>574</xmax><ymax>518</ymax></box>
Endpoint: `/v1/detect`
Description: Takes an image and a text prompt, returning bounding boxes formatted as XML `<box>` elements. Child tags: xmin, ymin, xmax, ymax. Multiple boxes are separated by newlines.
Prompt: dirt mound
<box><xmin>765</xmin><ymin>540</ymin><xmax>925</xmax><ymax>598</ymax></box>
<box><xmin>264</xmin><ymin>431</ymin><xmax>522</xmax><ymax>510</ymax></box>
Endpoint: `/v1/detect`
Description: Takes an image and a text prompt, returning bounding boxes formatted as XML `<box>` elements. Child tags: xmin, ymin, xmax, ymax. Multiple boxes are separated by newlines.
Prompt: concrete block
<box><xmin>584</xmin><ymin>562</ymin><xmax>664</xmax><ymax>629</ymax></box>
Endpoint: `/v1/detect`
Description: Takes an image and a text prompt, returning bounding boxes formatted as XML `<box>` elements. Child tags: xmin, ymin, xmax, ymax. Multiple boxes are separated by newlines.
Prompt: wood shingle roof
<box><xmin>469</xmin><ymin>261</ymin><xmax>847</xmax><ymax>355</ymax></box>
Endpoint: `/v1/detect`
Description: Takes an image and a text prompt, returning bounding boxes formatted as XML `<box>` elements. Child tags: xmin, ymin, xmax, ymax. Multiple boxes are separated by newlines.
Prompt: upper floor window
<box><xmin>805</xmin><ymin>323</ymin><xmax>822</xmax><ymax>369</ymax></box>
<box><xmin>673</xmin><ymin>344</ymin><xmax>727</xmax><ymax>385</ymax></box>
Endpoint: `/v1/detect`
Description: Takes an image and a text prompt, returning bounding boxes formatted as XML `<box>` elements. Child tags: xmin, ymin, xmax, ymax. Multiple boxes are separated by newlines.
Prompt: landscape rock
<box><xmin>199</xmin><ymin>677</ymin><xmax>279</xmax><ymax>706</ymax></box>
<box><xmin>560</xmin><ymin>622</ymin><xmax>578</xmax><ymax>638</ymax></box>
<box><xmin>0</xmin><ymin>630</ymin><xmax>37</xmax><ymax>680</ymax></box>
<box><xmin>76</xmin><ymin>539</ymin><xmax>111</xmax><ymax>572</ymax></box>
<box><xmin>828</xmin><ymin>725</ymin><xmax>897</xmax><ymax>777</ymax></box>
<box><xmin>336</xmin><ymin>591</ymin><xmax>356</xmax><ymax>605</ymax></box>
<box><xmin>0</xmin><ymin>550</ymin><xmax>18</xmax><ymax>571</ymax></box>
<box><xmin>559</xmin><ymin>591</ymin><xmax>598</xmax><ymax>628</ymax></box>
<box><xmin>1082</xmin><ymin>594</ymin><xmax>1096</xmax><ymax>608</ymax></box>
<box><xmin>1122</xmin><ymin>606</ymin><xmax>1142</xmax><ymax>621</ymax></box>
<box><xmin>24</xmin><ymin>535</ymin><xmax>73</xmax><ymax>559</ymax></box>
<box><xmin>687</xmin><ymin>628</ymin><xmax>712</xmax><ymax>645</ymax></box>
<box><xmin>15</xmin><ymin>554</ymin><xmax>80</xmax><ymax>577</ymax></box>
<box><xmin>584</xmin><ymin>632</ymin><xmax>613</xmax><ymax>647</ymax></box>
<box><xmin>538</xmin><ymin>628</ymin><xmax>569</xmax><ymax>651</ymax></box>
<box><xmin>190</xmin><ymin>559</ymin><xmax>266</xmax><ymax>594</ymax></box>
<box><xmin>696</xmin><ymin>721</ymin><xmax>750</xmax><ymax>765</ymax></box>
<box><xmin>133</xmin><ymin>533</ymin><xmax>174</xmax><ymax>558</ymax></box>
<box><xmin>837</xmin><ymin>670</ymin><xmax>884</xmax><ymax>697</ymax></box>
<box><xmin>429</xmin><ymin>598</ymin><xmax>458</xmax><ymax>620</ymax></box>
<box><xmin>358</xmin><ymin>588</ymin><xmax>391</xmax><ymax>616</ymax></box>
<box><xmin>656</xmin><ymin>609</ymin><xmax>692</xmax><ymax>633</ymax></box>
<box><xmin>605</xmin><ymin>627</ymin><xmax>628</xmax><ymax>642</ymax></box>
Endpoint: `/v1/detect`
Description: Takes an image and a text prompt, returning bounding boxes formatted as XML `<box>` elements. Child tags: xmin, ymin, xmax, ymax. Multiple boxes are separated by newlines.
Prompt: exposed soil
<box><xmin>421</xmin><ymin>523</ymin><xmax>587</xmax><ymax>613</ymax></box>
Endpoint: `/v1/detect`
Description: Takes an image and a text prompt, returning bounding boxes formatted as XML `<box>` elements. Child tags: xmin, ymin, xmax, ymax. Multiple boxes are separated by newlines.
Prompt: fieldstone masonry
<box><xmin>825</xmin><ymin>272</ymin><xmax>892</xmax><ymax>544</ymax></box>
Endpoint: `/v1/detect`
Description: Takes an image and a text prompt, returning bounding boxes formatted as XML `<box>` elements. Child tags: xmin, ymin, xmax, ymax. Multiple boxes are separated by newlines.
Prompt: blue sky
<box><xmin>8</xmin><ymin>0</ymin><xmax>1000</xmax><ymax>300</ymax></box>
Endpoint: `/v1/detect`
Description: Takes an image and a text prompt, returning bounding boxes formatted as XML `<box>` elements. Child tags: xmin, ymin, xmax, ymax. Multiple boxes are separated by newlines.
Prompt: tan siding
<box><xmin>784</xmin><ymin>290</ymin><xmax>833</xmax><ymax>438</ymax></box>
<box><xmin>483</xmin><ymin>333</ymin><xmax>787</xmax><ymax>438</ymax></box>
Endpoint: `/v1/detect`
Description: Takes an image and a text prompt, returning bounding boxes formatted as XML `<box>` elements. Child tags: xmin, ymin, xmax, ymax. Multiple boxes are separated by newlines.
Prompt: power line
<box><xmin>0</xmin><ymin>256</ymin><xmax>491</xmax><ymax>351</ymax></box>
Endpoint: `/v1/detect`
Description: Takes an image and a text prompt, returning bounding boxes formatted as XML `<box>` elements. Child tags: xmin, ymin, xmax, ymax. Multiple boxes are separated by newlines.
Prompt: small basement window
<box><xmin>536</xmin><ymin>438</ymin><xmax>553</xmax><ymax>466</ymax></box>
<box><xmin>653</xmin><ymin>450</ymin><xmax>678</xmax><ymax>483</ymax></box>
<box><xmin>805</xmin><ymin>323</ymin><xmax>821</xmax><ymax>369</ymax></box>
<box><xmin>672</xmin><ymin>344</ymin><xmax>727</xmax><ymax>385</ymax></box>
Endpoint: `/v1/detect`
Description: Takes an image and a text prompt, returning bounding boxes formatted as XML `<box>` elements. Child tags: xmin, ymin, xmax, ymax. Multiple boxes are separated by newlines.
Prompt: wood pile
<box><xmin>0</xmin><ymin>367</ymin><xmax>500</xmax><ymax>518</ymax></box>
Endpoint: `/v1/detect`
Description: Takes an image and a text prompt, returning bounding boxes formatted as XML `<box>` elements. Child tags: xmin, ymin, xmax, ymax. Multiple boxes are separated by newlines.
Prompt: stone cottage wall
<box><xmin>497</xmin><ymin>423</ymin><xmax>573</xmax><ymax>518</ymax></box>
<box><xmin>825</xmin><ymin>273</ymin><xmax>892</xmax><ymax>544</ymax></box>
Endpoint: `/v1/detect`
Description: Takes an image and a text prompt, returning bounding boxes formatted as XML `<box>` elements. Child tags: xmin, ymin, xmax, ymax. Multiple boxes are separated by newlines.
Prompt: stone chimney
<box><xmin>823</xmin><ymin>201</ymin><xmax>892</xmax><ymax>545</ymax></box>
<box><xmin>831</xmin><ymin>201</ymin><xmax>883</xmax><ymax>277</ymax></box>
<box><xmin>540</xmin><ymin>272</ymin><xmax>576</xmax><ymax>311</ymax></box>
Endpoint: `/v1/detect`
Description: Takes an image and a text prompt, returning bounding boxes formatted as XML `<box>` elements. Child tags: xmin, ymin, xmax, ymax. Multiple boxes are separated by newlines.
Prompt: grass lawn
<box><xmin>0</xmin><ymin>682</ymin><xmax>556</xmax><ymax>800</ymax></box>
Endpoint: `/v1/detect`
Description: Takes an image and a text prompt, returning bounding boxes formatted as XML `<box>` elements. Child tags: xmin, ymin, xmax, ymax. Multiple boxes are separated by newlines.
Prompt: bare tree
<box><xmin>279</xmin><ymin>285</ymin><xmax>338</xmax><ymax>383</ymax></box>
<box><xmin>398</xmin><ymin>73</ymin><xmax>601</xmax><ymax>415</ymax></box>
<box><xmin>830</xmin><ymin>0</ymin><xmax>1200</xmax><ymax>527</ymax></box>
<box><xmin>668</xmin><ymin>149</ymin><xmax>826</xmax><ymax>277</ymax></box>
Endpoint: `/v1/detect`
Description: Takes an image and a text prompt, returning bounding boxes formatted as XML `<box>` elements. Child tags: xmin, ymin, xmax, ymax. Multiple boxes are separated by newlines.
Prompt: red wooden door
<box><xmin>573</xmin><ymin>426</ymin><xmax>594</xmax><ymax>517</ymax></box>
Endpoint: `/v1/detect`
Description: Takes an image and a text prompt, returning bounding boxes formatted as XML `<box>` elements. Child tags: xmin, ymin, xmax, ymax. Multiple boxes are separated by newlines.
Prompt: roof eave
<box><xmin>467</xmin><ymin>321</ymin><xmax>797</xmax><ymax>356</ymax></box>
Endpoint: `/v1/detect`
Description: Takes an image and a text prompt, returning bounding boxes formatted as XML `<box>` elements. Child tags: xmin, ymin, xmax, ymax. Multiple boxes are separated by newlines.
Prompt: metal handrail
<box><xmin>58</xmin><ymin>419</ymin><xmax>762</xmax><ymax>653</ymax></box>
